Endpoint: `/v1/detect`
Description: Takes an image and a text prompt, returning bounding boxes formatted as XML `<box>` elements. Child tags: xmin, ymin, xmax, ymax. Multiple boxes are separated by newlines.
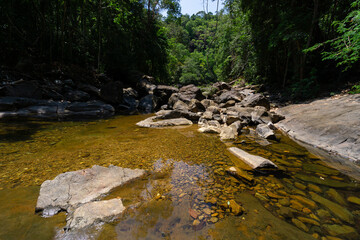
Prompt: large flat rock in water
<box><xmin>136</xmin><ymin>116</ymin><xmax>192</xmax><ymax>128</ymax></box>
<box><xmin>276</xmin><ymin>94</ymin><xmax>360</xmax><ymax>163</ymax></box>
<box><xmin>66</xmin><ymin>199</ymin><xmax>126</xmax><ymax>229</ymax></box>
<box><xmin>36</xmin><ymin>165</ymin><xmax>145</xmax><ymax>215</ymax></box>
<box><xmin>228</xmin><ymin>147</ymin><xmax>277</xmax><ymax>170</ymax></box>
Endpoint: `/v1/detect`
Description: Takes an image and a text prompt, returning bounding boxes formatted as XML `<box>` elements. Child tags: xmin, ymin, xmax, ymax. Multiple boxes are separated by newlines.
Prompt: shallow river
<box><xmin>0</xmin><ymin>115</ymin><xmax>359</xmax><ymax>240</ymax></box>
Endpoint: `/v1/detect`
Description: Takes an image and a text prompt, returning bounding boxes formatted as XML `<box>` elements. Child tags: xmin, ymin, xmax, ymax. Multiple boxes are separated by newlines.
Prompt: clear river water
<box><xmin>0</xmin><ymin>115</ymin><xmax>359</xmax><ymax>240</ymax></box>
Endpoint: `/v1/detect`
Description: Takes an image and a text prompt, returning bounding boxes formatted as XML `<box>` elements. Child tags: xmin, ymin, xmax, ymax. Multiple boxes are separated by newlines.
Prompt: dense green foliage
<box><xmin>0</xmin><ymin>0</ymin><xmax>179</xmax><ymax>82</ymax></box>
<box><xmin>1</xmin><ymin>0</ymin><xmax>359</xmax><ymax>97</ymax></box>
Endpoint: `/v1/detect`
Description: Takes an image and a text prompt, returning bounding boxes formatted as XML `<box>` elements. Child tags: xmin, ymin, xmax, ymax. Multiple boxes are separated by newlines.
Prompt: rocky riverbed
<box><xmin>1</xmin><ymin>115</ymin><xmax>359</xmax><ymax>239</ymax></box>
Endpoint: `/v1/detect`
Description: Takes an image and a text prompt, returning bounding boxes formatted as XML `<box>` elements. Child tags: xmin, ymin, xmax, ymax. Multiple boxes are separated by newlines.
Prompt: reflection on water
<box><xmin>0</xmin><ymin>115</ymin><xmax>359</xmax><ymax>240</ymax></box>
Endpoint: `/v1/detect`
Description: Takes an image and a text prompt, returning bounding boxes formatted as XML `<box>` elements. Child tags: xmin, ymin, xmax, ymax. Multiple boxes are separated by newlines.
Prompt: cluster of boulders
<box><xmin>36</xmin><ymin>165</ymin><xmax>145</xmax><ymax>230</ymax></box>
<box><xmin>0</xmin><ymin>67</ymin><xmax>122</xmax><ymax>119</ymax></box>
<box><xmin>136</xmin><ymin>81</ymin><xmax>285</xmax><ymax>141</ymax></box>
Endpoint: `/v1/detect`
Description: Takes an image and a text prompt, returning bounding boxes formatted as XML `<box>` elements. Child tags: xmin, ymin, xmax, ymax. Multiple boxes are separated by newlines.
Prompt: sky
<box><xmin>180</xmin><ymin>0</ymin><xmax>224</xmax><ymax>16</ymax></box>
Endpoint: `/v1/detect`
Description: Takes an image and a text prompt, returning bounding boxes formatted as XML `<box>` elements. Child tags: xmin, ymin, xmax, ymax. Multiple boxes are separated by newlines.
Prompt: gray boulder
<box><xmin>173</xmin><ymin>100</ymin><xmax>189</xmax><ymax>111</ymax></box>
<box><xmin>220</xmin><ymin>125</ymin><xmax>238</xmax><ymax>140</ymax></box>
<box><xmin>216</xmin><ymin>90</ymin><xmax>244</xmax><ymax>103</ymax></box>
<box><xmin>66</xmin><ymin>199</ymin><xmax>126</xmax><ymax>230</ymax></box>
<box><xmin>256</xmin><ymin>123</ymin><xmax>276</xmax><ymax>140</ymax></box>
<box><xmin>220</xmin><ymin>121</ymin><xmax>242</xmax><ymax>141</ymax></box>
<box><xmin>212</xmin><ymin>82</ymin><xmax>232</xmax><ymax>91</ymax></box>
<box><xmin>198</xmin><ymin>125</ymin><xmax>222</xmax><ymax>134</ymax></box>
<box><xmin>178</xmin><ymin>84</ymin><xmax>204</xmax><ymax>103</ymax></box>
<box><xmin>201</xmin><ymin>99</ymin><xmax>218</xmax><ymax>108</ymax></box>
<box><xmin>136</xmin><ymin>116</ymin><xmax>192</xmax><ymax>128</ymax></box>
<box><xmin>188</xmin><ymin>99</ymin><xmax>205</xmax><ymax>113</ymax></box>
<box><xmin>202</xmin><ymin>111</ymin><xmax>213</xmax><ymax>120</ymax></box>
<box><xmin>251</xmin><ymin>106</ymin><xmax>268</xmax><ymax>123</ymax></box>
<box><xmin>156</xmin><ymin>109</ymin><xmax>200</xmax><ymax>122</ymax></box>
<box><xmin>36</xmin><ymin>165</ymin><xmax>145</xmax><ymax>216</ymax></box>
<box><xmin>240</xmin><ymin>93</ymin><xmax>270</xmax><ymax>110</ymax></box>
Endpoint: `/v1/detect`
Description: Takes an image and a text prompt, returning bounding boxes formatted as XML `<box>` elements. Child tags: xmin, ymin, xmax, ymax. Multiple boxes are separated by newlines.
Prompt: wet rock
<box><xmin>290</xmin><ymin>200</ymin><xmax>305</xmax><ymax>211</ymax></box>
<box><xmin>228</xmin><ymin>200</ymin><xmax>243</xmax><ymax>216</ymax></box>
<box><xmin>294</xmin><ymin>174</ymin><xmax>358</xmax><ymax>189</ymax></box>
<box><xmin>66</xmin><ymin>199</ymin><xmax>125</xmax><ymax>230</ymax></box>
<box><xmin>173</xmin><ymin>100</ymin><xmax>188</xmax><ymax>111</ymax></box>
<box><xmin>100</xmin><ymin>81</ymin><xmax>123</xmax><ymax>104</ymax></box>
<box><xmin>308</xmin><ymin>184</ymin><xmax>322</xmax><ymax>193</ymax></box>
<box><xmin>278</xmin><ymin>206</ymin><xmax>294</xmax><ymax>218</ymax></box>
<box><xmin>188</xmin><ymin>99</ymin><xmax>205</xmax><ymax>113</ymax></box>
<box><xmin>240</xmin><ymin>93</ymin><xmax>270</xmax><ymax>110</ymax></box>
<box><xmin>203</xmin><ymin>208</ymin><xmax>212</xmax><ymax>215</ymax></box>
<box><xmin>255</xmin><ymin>193</ymin><xmax>269</xmax><ymax>201</ymax></box>
<box><xmin>256</xmin><ymin>124</ymin><xmax>276</xmax><ymax>140</ymax></box>
<box><xmin>36</xmin><ymin>165</ymin><xmax>145</xmax><ymax>216</ymax></box>
<box><xmin>347</xmin><ymin>196</ymin><xmax>360</xmax><ymax>206</ymax></box>
<box><xmin>326</xmin><ymin>188</ymin><xmax>347</xmax><ymax>206</ymax></box>
<box><xmin>323</xmin><ymin>224</ymin><xmax>359</xmax><ymax>240</ymax></box>
<box><xmin>291</xmin><ymin>218</ymin><xmax>309</xmax><ymax>232</ymax></box>
<box><xmin>189</xmin><ymin>209</ymin><xmax>199</xmax><ymax>219</ymax></box>
<box><xmin>297</xmin><ymin>217</ymin><xmax>320</xmax><ymax>226</ymax></box>
<box><xmin>193</xmin><ymin>219</ymin><xmax>201</xmax><ymax>226</ymax></box>
<box><xmin>317</xmin><ymin>209</ymin><xmax>332</xmax><ymax>219</ymax></box>
<box><xmin>156</xmin><ymin>109</ymin><xmax>200</xmax><ymax>122</ymax></box>
<box><xmin>294</xmin><ymin>182</ymin><xmax>307</xmax><ymax>191</ymax></box>
<box><xmin>290</xmin><ymin>195</ymin><xmax>317</xmax><ymax>209</ymax></box>
<box><xmin>309</xmin><ymin>192</ymin><xmax>354</xmax><ymax>224</ymax></box>
<box><xmin>267</xmin><ymin>192</ymin><xmax>284</xmax><ymax>199</ymax></box>
<box><xmin>228</xmin><ymin>147</ymin><xmax>278</xmax><ymax>170</ymax></box>
<box><xmin>227</xmin><ymin>167</ymin><xmax>254</xmax><ymax>184</ymax></box>
<box><xmin>279</xmin><ymin>198</ymin><xmax>290</xmax><ymax>206</ymax></box>
<box><xmin>210</xmin><ymin>217</ymin><xmax>219</xmax><ymax>223</ymax></box>
<box><xmin>136</xmin><ymin>116</ymin><xmax>192</xmax><ymax>128</ymax></box>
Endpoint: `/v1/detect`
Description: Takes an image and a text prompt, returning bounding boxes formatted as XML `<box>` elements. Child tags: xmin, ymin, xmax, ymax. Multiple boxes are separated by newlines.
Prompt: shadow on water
<box><xmin>0</xmin><ymin>121</ymin><xmax>49</xmax><ymax>143</ymax></box>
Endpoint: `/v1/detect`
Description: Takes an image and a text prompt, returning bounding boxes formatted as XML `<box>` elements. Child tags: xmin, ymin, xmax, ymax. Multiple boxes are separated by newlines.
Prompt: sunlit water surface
<box><xmin>0</xmin><ymin>115</ymin><xmax>359</xmax><ymax>240</ymax></box>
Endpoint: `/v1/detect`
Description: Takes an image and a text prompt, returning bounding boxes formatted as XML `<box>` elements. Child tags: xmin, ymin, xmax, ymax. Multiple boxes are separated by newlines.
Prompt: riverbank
<box><xmin>276</xmin><ymin>94</ymin><xmax>360</xmax><ymax>165</ymax></box>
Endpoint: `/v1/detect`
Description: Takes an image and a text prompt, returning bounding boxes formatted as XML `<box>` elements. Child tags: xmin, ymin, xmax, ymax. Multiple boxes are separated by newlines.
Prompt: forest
<box><xmin>1</xmin><ymin>0</ymin><xmax>359</xmax><ymax>100</ymax></box>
